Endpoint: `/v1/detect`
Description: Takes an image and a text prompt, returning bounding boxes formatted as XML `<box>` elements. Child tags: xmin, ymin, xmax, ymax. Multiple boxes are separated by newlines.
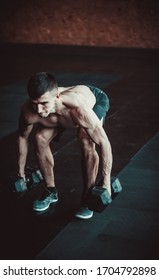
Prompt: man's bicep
<box><xmin>71</xmin><ymin>107</ymin><xmax>99</xmax><ymax>129</ymax></box>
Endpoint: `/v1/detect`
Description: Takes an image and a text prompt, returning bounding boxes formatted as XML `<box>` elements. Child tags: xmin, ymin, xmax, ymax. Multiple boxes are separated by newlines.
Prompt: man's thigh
<box><xmin>36</xmin><ymin>124</ymin><xmax>59</xmax><ymax>144</ymax></box>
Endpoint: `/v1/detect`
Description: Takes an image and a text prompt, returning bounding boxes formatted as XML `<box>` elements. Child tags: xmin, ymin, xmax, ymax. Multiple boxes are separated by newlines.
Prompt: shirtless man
<box><xmin>17</xmin><ymin>72</ymin><xmax>112</xmax><ymax>219</ymax></box>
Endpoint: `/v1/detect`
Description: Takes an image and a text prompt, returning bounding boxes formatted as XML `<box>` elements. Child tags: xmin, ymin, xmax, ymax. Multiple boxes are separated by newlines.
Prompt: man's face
<box><xmin>30</xmin><ymin>89</ymin><xmax>57</xmax><ymax>118</ymax></box>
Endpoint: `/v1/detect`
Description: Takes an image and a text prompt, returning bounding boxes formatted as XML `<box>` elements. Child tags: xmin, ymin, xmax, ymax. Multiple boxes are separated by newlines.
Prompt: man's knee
<box><xmin>35</xmin><ymin>131</ymin><xmax>50</xmax><ymax>148</ymax></box>
<box><xmin>35</xmin><ymin>127</ymin><xmax>57</xmax><ymax>148</ymax></box>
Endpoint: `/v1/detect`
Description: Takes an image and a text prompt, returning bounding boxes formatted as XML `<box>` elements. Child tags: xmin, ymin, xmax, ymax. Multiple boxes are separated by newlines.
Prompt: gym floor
<box><xmin>0</xmin><ymin>44</ymin><xmax>159</xmax><ymax>259</ymax></box>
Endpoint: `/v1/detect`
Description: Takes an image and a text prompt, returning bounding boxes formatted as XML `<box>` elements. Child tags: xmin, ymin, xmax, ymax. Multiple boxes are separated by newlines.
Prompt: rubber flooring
<box><xmin>0</xmin><ymin>44</ymin><xmax>158</xmax><ymax>259</ymax></box>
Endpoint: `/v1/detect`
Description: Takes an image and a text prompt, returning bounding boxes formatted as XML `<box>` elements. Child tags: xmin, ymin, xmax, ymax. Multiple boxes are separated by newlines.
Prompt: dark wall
<box><xmin>0</xmin><ymin>0</ymin><xmax>159</xmax><ymax>48</ymax></box>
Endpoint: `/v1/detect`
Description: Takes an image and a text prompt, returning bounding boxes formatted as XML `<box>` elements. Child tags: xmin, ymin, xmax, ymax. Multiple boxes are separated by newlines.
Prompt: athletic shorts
<box><xmin>86</xmin><ymin>85</ymin><xmax>110</xmax><ymax>120</ymax></box>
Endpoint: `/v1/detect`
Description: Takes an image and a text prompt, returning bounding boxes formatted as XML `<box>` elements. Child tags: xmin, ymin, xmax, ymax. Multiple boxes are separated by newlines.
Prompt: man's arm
<box><xmin>86</xmin><ymin>122</ymin><xmax>112</xmax><ymax>189</ymax></box>
<box><xmin>17</xmin><ymin>110</ymin><xmax>34</xmax><ymax>179</ymax></box>
<box><xmin>71</xmin><ymin>107</ymin><xmax>113</xmax><ymax>189</ymax></box>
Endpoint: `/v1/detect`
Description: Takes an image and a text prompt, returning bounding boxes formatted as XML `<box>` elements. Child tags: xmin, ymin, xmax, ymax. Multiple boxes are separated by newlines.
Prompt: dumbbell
<box><xmin>14</xmin><ymin>167</ymin><xmax>43</xmax><ymax>192</ymax></box>
<box><xmin>87</xmin><ymin>176</ymin><xmax>122</xmax><ymax>213</ymax></box>
<box><xmin>25</xmin><ymin>166</ymin><xmax>43</xmax><ymax>188</ymax></box>
<box><xmin>14</xmin><ymin>177</ymin><xmax>28</xmax><ymax>192</ymax></box>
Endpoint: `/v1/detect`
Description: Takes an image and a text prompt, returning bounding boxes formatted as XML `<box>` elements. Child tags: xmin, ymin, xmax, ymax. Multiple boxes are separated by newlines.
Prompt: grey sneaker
<box><xmin>75</xmin><ymin>207</ymin><xmax>93</xmax><ymax>219</ymax></box>
<box><xmin>33</xmin><ymin>188</ymin><xmax>58</xmax><ymax>212</ymax></box>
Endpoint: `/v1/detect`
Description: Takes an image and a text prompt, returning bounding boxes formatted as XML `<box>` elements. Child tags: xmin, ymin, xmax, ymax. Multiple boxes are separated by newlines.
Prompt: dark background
<box><xmin>0</xmin><ymin>0</ymin><xmax>159</xmax><ymax>48</ymax></box>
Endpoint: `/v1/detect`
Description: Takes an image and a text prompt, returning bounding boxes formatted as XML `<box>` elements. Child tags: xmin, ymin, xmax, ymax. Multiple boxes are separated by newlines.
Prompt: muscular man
<box><xmin>17</xmin><ymin>72</ymin><xmax>112</xmax><ymax>219</ymax></box>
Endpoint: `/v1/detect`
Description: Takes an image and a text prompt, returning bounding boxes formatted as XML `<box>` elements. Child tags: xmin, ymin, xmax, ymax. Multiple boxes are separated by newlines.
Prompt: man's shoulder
<box><xmin>20</xmin><ymin>101</ymin><xmax>38</xmax><ymax>124</ymax></box>
<box><xmin>21</xmin><ymin>100</ymin><xmax>33</xmax><ymax>115</ymax></box>
<box><xmin>59</xmin><ymin>85</ymin><xmax>89</xmax><ymax>94</ymax></box>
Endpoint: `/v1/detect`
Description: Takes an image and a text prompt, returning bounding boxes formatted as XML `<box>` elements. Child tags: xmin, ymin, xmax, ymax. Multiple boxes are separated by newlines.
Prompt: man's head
<box><xmin>27</xmin><ymin>72</ymin><xmax>58</xmax><ymax>117</ymax></box>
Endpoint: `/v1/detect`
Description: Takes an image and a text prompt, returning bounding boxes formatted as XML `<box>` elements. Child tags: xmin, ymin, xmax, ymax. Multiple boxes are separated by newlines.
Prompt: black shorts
<box><xmin>86</xmin><ymin>85</ymin><xmax>110</xmax><ymax>120</ymax></box>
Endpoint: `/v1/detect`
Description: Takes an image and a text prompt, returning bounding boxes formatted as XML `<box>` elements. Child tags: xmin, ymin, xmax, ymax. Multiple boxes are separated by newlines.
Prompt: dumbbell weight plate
<box><xmin>15</xmin><ymin>178</ymin><xmax>27</xmax><ymax>192</ymax></box>
<box><xmin>87</xmin><ymin>186</ymin><xmax>112</xmax><ymax>213</ymax></box>
<box><xmin>87</xmin><ymin>177</ymin><xmax>122</xmax><ymax>213</ymax></box>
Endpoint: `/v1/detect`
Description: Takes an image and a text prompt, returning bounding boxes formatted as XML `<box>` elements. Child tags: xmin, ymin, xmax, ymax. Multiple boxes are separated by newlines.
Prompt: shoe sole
<box><xmin>75</xmin><ymin>213</ymin><xmax>93</xmax><ymax>219</ymax></box>
<box><xmin>33</xmin><ymin>198</ymin><xmax>58</xmax><ymax>212</ymax></box>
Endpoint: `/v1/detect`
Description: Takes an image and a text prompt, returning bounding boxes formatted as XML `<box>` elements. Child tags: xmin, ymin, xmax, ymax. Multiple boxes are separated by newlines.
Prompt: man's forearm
<box><xmin>100</xmin><ymin>140</ymin><xmax>113</xmax><ymax>188</ymax></box>
<box><xmin>84</xmin><ymin>124</ymin><xmax>113</xmax><ymax>189</ymax></box>
<box><xmin>17</xmin><ymin>135</ymin><xmax>29</xmax><ymax>178</ymax></box>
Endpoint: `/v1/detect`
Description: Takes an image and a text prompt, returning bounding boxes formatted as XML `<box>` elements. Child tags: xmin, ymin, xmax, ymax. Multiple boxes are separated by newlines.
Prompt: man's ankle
<box><xmin>43</xmin><ymin>186</ymin><xmax>57</xmax><ymax>194</ymax></box>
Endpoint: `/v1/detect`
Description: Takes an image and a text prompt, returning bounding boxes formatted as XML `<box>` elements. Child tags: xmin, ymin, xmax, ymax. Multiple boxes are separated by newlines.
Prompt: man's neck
<box><xmin>52</xmin><ymin>95</ymin><xmax>64</xmax><ymax>115</ymax></box>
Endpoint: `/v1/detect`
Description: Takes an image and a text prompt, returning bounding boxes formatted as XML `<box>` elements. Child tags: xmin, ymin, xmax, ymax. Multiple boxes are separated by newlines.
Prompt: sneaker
<box><xmin>33</xmin><ymin>188</ymin><xmax>58</xmax><ymax>212</ymax></box>
<box><xmin>74</xmin><ymin>207</ymin><xmax>93</xmax><ymax>219</ymax></box>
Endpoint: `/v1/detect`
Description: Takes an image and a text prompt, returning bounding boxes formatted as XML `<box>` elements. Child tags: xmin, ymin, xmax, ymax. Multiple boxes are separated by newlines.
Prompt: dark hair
<box><xmin>27</xmin><ymin>72</ymin><xmax>57</xmax><ymax>100</ymax></box>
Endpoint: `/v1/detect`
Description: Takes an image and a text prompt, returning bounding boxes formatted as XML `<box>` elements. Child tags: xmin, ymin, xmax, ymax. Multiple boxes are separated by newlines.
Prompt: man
<box><xmin>17</xmin><ymin>72</ymin><xmax>112</xmax><ymax>219</ymax></box>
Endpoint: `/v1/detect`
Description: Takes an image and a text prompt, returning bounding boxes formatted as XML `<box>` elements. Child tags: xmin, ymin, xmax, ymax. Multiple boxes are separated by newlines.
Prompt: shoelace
<box><xmin>39</xmin><ymin>190</ymin><xmax>52</xmax><ymax>201</ymax></box>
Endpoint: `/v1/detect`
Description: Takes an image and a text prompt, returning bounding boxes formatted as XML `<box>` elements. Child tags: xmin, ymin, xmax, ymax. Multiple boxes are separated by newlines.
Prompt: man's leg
<box><xmin>33</xmin><ymin>126</ymin><xmax>58</xmax><ymax>211</ymax></box>
<box><xmin>75</xmin><ymin>127</ymin><xmax>99</xmax><ymax>219</ymax></box>
<box><xmin>35</xmin><ymin>126</ymin><xmax>57</xmax><ymax>188</ymax></box>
